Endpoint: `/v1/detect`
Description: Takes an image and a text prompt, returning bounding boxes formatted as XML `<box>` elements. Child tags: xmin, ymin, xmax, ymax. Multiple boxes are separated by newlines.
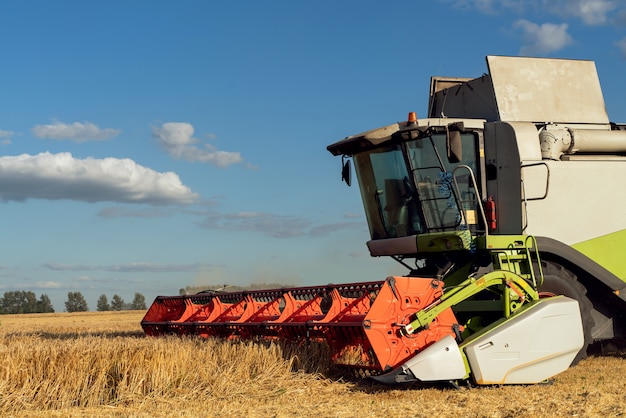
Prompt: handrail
<box><xmin>452</xmin><ymin>165</ymin><xmax>489</xmax><ymax>236</ymax></box>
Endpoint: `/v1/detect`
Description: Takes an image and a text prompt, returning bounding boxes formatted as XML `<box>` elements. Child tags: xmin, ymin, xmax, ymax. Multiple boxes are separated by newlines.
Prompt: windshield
<box><xmin>354</xmin><ymin>145</ymin><xmax>423</xmax><ymax>239</ymax></box>
<box><xmin>353</xmin><ymin>133</ymin><xmax>479</xmax><ymax>240</ymax></box>
<box><xmin>407</xmin><ymin>133</ymin><xmax>478</xmax><ymax>232</ymax></box>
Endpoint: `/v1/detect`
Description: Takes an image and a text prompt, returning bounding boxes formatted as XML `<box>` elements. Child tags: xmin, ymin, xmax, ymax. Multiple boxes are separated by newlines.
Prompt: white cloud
<box><xmin>556</xmin><ymin>0</ymin><xmax>617</xmax><ymax>25</ymax></box>
<box><xmin>442</xmin><ymin>0</ymin><xmax>532</xmax><ymax>14</ymax></box>
<box><xmin>32</xmin><ymin>281</ymin><xmax>64</xmax><ymax>289</ymax></box>
<box><xmin>445</xmin><ymin>0</ymin><xmax>626</xmax><ymax>29</ymax></box>
<box><xmin>153</xmin><ymin>122</ymin><xmax>243</xmax><ymax>168</ymax></box>
<box><xmin>618</xmin><ymin>8</ymin><xmax>626</xmax><ymax>25</ymax></box>
<box><xmin>617</xmin><ymin>37</ymin><xmax>626</xmax><ymax>58</ymax></box>
<box><xmin>33</xmin><ymin>120</ymin><xmax>121</xmax><ymax>142</ymax></box>
<box><xmin>309</xmin><ymin>222</ymin><xmax>361</xmax><ymax>237</ymax></box>
<box><xmin>199</xmin><ymin>211</ymin><xmax>362</xmax><ymax>238</ymax></box>
<box><xmin>0</xmin><ymin>152</ymin><xmax>198</xmax><ymax>205</ymax></box>
<box><xmin>97</xmin><ymin>206</ymin><xmax>169</xmax><ymax>218</ymax></box>
<box><xmin>44</xmin><ymin>262</ymin><xmax>211</xmax><ymax>273</ymax></box>
<box><xmin>0</xmin><ymin>130</ymin><xmax>13</xmax><ymax>145</ymax></box>
<box><xmin>446</xmin><ymin>0</ymin><xmax>618</xmax><ymax>24</ymax></box>
<box><xmin>513</xmin><ymin>19</ymin><xmax>573</xmax><ymax>55</ymax></box>
<box><xmin>199</xmin><ymin>211</ymin><xmax>312</xmax><ymax>238</ymax></box>
<box><xmin>483</xmin><ymin>0</ymin><xmax>526</xmax><ymax>13</ymax></box>
<box><xmin>448</xmin><ymin>0</ymin><xmax>626</xmax><ymax>55</ymax></box>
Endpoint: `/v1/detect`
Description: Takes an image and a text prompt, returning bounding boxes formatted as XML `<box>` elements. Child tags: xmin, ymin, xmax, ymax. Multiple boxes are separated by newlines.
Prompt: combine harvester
<box><xmin>143</xmin><ymin>56</ymin><xmax>626</xmax><ymax>385</ymax></box>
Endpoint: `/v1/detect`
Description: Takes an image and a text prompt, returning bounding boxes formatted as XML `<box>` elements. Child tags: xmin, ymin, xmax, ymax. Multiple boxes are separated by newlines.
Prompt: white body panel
<box><xmin>522</xmin><ymin>159</ymin><xmax>626</xmax><ymax>244</ymax></box>
<box><xmin>486</xmin><ymin>56</ymin><xmax>608</xmax><ymax>124</ymax></box>
<box><xmin>463</xmin><ymin>297</ymin><xmax>583</xmax><ymax>385</ymax></box>
<box><xmin>400</xmin><ymin>335</ymin><xmax>467</xmax><ymax>381</ymax></box>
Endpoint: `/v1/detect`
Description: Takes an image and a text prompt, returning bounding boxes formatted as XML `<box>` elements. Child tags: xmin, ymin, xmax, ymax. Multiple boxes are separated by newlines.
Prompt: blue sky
<box><xmin>1</xmin><ymin>0</ymin><xmax>625</xmax><ymax>311</ymax></box>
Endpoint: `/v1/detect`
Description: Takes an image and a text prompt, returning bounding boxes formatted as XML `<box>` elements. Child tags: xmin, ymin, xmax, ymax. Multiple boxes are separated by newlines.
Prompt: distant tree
<box><xmin>25</xmin><ymin>291</ymin><xmax>38</xmax><ymax>313</ymax></box>
<box><xmin>96</xmin><ymin>294</ymin><xmax>110</xmax><ymax>311</ymax></box>
<box><xmin>110</xmin><ymin>294</ymin><xmax>125</xmax><ymax>311</ymax></box>
<box><xmin>2</xmin><ymin>291</ymin><xmax>21</xmax><ymax>314</ymax></box>
<box><xmin>36</xmin><ymin>294</ymin><xmax>55</xmax><ymax>313</ymax></box>
<box><xmin>1</xmin><ymin>291</ymin><xmax>38</xmax><ymax>314</ymax></box>
<box><xmin>65</xmin><ymin>292</ymin><xmax>88</xmax><ymax>312</ymax></box>
<box><xmin>0</xmin><ymin>291</ymin><xmax>54</xmax><ymax>314</ymax></box>
<box><xmin>130</xmin><ymin>292</ymin><xmax>147</xmax><ymax>310</ymax></box>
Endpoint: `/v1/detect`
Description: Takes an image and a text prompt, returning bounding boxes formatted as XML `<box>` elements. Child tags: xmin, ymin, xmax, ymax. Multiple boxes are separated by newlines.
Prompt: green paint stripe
<box><xmin>572</xmin><ymin>229</ymin><xmax>626</xmax><ymax>281</ymax></box>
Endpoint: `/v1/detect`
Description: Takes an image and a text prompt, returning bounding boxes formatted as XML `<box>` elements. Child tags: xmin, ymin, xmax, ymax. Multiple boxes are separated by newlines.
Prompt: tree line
<box><xmin>0</xmin><ymin>291</ymin><xmax>148</xmax><ymax>314</ymax></box>
<box><xmin>0</xmin><ymin>291</ymin><xmax>55</xmax><ymax>314</ymax></box>
<box><xmin>94</xmin><ymin>293</ymin><xmax>147</xmax><ymax>312</ymax></box>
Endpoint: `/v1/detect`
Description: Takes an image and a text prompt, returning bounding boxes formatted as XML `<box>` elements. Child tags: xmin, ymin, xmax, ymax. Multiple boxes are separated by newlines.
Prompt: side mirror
<box><xmin>341</xmin><ymin>157</ymin><xmax>352</xmax><ymax>187</ymax></box>
<box><xmin>447</xmin><ymin>130</ymin><xmax>462</xmax><ymax>163</ymax></box>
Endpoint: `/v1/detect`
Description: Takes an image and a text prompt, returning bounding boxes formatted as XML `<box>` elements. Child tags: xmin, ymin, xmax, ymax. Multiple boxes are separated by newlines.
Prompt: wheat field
<box><xmin>0</xmin><ymin>311</ymin><xmax>624</xmax><ymax>417</ymax></box>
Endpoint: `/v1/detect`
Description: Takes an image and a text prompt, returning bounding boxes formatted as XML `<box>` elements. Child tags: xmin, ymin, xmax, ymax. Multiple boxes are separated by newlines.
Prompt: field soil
<box><xmin>0</xmin><ymin>311</ymin><xmax>624</xmax><ymax>417</ymax></box>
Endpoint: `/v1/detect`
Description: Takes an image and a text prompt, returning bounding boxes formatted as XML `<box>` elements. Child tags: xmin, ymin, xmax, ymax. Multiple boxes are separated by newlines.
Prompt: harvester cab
<box><xmin>143</xmin><ymin>56</ymin><xmax>626</xmax><ymax>386</ymax></box>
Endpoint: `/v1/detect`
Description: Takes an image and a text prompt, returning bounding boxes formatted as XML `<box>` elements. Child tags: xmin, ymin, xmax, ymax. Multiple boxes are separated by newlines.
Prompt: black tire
<box><xmin>538</xmin><ymin>260</ymin><xmax>594</xmax><ymax>365</ymax></box>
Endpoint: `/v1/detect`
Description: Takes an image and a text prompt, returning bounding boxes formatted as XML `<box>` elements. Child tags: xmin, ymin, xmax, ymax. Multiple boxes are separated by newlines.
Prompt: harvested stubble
<box><xmin>0</xmin><ymin>311</ymin><xmax>625</xmax><ymax>417</ymax></box>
